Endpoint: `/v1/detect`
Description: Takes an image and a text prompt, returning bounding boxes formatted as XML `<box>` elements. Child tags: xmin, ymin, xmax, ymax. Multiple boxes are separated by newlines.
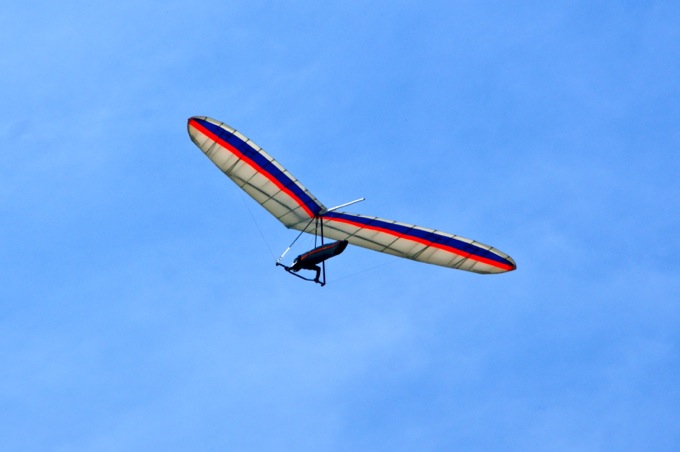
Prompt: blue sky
<box><xmin>1</xmin><ymin>1</ymin><xmax>679</xmax><ymax>450</ymax></box>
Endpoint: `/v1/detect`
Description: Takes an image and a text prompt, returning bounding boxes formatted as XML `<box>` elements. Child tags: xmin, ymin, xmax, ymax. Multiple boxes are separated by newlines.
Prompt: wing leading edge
<box><xmin>188</xmin><ymin>116</ymin><xmax>516</xmax><ymax>274</ymax></box>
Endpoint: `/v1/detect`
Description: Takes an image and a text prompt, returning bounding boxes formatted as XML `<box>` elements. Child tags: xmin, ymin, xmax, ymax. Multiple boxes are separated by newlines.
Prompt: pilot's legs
<box><xmin>311</xmin><ymin>265</ymin><xmax>321</xmax><ymax>283</ymax></box>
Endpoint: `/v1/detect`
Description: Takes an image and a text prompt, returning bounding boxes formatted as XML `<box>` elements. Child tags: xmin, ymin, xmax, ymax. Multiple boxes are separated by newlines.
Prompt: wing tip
<box><xmin>486</xmin><ymin>254</ymin><xmax>516</xmax><ymax>274</ymax></box>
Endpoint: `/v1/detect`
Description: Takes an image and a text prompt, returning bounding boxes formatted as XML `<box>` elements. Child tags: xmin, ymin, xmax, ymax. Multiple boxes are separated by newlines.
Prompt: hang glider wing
<box><xmin>188</xmin><ymin>116</ymin><xmax>516</xmax><ymax>274</ymax></box>
<box><xmin>314</xmin><ymin>211</ymin><xmax>516</xmax><ymax>274</ymax></box>
<box><xmin>187</xmin><ymin>116</ymin><xmax>325</xmax><ymax>230</ymax></box>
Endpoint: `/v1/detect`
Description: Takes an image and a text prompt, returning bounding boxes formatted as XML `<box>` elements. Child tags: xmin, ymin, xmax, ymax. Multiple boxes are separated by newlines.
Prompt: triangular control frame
<box><xmin>275</xmin><ymin>215</ymin><xmax>329</xmax><ymax>286</ymax></box>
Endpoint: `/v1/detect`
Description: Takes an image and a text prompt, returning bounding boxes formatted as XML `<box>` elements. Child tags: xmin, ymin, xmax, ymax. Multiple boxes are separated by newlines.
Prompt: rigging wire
<box><xmin>323</xmin><ymin>256</ymin><xmax>400</xmax><ymax>285</ymax></box>
<box><xmin>239</xmin><ymin>191</ymin><xmax>276</xmax><ymax>261</ymax></box>
<box><xmin>275</xmin><ymin>215</ymin><xmax>317</xmax><ymax>264</ymax></box>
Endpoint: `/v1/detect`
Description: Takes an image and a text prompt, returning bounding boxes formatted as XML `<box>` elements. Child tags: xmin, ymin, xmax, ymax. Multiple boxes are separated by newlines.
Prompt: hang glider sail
<box><xmin>187</xmin><ymin>116</ymin><xmax>516</xmax><ymax>280</ymax></box>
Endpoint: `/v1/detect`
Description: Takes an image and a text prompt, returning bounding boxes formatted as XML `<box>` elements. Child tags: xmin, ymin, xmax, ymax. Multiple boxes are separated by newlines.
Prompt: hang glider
<box><xmin>187</xmin><ymin>116</ymin><xmax>516</xmax><ymax>283</ymax></box>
